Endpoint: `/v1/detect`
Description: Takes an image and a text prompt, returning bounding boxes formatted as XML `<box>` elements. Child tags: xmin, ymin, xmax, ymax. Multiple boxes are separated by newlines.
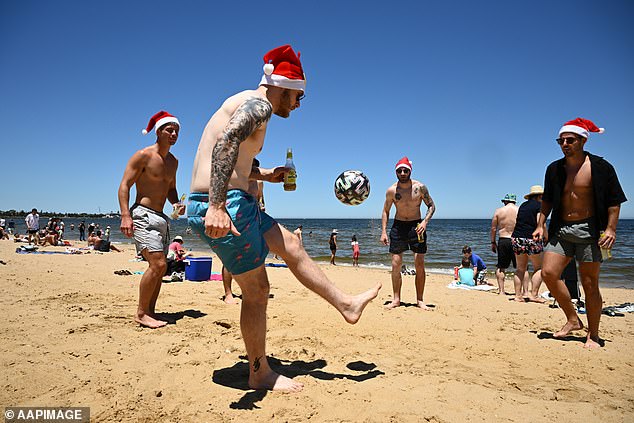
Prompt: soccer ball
<box><xmin>334</xmin><ymin>170</ymin><xmax>370</xmax><ymax>205</ymax></box>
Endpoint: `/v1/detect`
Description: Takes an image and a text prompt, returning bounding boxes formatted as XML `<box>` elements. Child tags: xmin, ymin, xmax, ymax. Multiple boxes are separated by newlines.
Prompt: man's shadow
<box><xmin>155</xmin><ymin>309</ymin><xmax>207</xmax><ymax>325</ymax></box>
<box><xmin>383</xmin><ymin>301</ymin><xmax>436</xmax><ymax>309</ymax></box>
<box><xmin>212</xmin><ymin>356</ymin><xmax>384</xmax><ymax>410</ymax></box>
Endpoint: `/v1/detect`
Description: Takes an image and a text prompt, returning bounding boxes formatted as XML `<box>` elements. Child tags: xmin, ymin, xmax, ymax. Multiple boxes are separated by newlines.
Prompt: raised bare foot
<box><xmin>341</xmin><ymin>282</ymin><xmax>381</xmax><ymax>323</ymax></box>
<box><xmin>135</xmin><ymin>313</ymin><xmax>168</xmax><ymax>329</ymax></box>
<box><xmin>223</xmin><ymin>295</ymin><xmax>238</xmax><ymax>305</ymax></box>
<box><xmin>584</xmin><ymin>335</ymin><xmax>602</xmax><ymax>350</ymax></box>
<box><xmin>249</xmin><ymin>369</ymin><xmax>304</xmax><ymax>392</ymax></box>
<box><xmin>416</xmin><ymin>301</ymin><xmax>433</xmax><ymax>311</ymax></box>
<box><xmin>553</xmin><ymin>318</ymin><xmax>584</xmax><ymax>338</ymax></box>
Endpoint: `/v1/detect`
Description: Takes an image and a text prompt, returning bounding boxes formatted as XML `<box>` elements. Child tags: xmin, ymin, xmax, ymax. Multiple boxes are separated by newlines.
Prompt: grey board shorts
<box><xmin>545</xmin><ymin>218</ymin><xmax>602</xmax><ymax>263</ymax></box>
<box><xmin>131</xmin><ymin>203</ymin><xmax>170</xmax><ymax>256</ymax></box>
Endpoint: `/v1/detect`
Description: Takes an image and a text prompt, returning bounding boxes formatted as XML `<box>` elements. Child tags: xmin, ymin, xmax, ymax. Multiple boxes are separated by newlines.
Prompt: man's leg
<box><xmin>264</xmin><ymin>223</ymin><xmax>380</xmax><ymax>323</ymax></box>
<box><xmin>578</xmin><ymin>261</ymin><xmax>602</xmax><ymax>349</ymax></box>
<box><xmin>386</xmin><ymin>253</ymin><xmax>403</xmax><ymax>309</ymax></box>
<box><xmin>495</xmin><ymin>267</ymin><xmax>507</xmax><ymax>296</ymax></box>
<box><xmin>233</xmin><ymin>265</ymin><xmax>303</xmax><ymax>392</ymax></box>
<box><xmin>513</xmin><ymin>254</ymin><xmax>528</xmax><ymax>302</ymax></box>
<box><xmin>222</xmin><ymin>265</ymin><xmax>238</xmax><ymax>305</ymax></box>
<box><xmin>136</xmin><ymin>250</ymin><xmax>167</xmax><ymax>328</ymax></box>
<box><xmin>541</xmin><ymin>251</ymin><xmax>581</xmax><ymax>337</ymax></box>
<box><xmin>527</xmin><ymin>254</ymin><xmax>545</xmax><ymax>302</ymax></box>
<box><xmin>414</xmin><ymin>253</ymin><xmax>431</xmax><ymax>310</ymax></box>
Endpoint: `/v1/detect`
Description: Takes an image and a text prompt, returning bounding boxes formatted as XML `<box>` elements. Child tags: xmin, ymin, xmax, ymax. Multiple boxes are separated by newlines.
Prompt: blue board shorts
<box><xmin>187</xmin><ymin>190</ymin><xmax>276</xmax><ymax>275</ymax></box>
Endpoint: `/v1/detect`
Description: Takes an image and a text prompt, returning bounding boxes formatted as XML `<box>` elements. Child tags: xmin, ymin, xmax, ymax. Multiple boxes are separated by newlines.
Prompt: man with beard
<box><xmin>381</xmin><ymin>157</ymin><xmax>436</xmax><ymax>310</ymax></box>
<box><xmin>118</xmin><ymin>111</ymin><xmax>185</xmax><ymax>329</ymax></box>
<box><xmin>187</xmin><ymin>45</ymin><xmax>380</xmax><ymax>392</ymax></box>
<box><xmin>533</xmin><ymin>118</ymin><xmax>626</xmax><ymax>349</ymax></box>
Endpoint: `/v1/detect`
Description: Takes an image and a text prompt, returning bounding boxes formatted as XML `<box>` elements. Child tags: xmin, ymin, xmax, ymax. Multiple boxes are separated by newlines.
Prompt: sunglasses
<box><xmin>297</xmin><ymin>92</ymin><xmax>305</xmax><ymax>102</ymax></box>
<box><xmin>556</xmin><ymin>136</ymin><xmax>579</xmax><ymax>145</ymax></box>
<box><xmin>396</xmin><ymin>168</ymin><xmax>410</xmax><ymax>174</ymax></box>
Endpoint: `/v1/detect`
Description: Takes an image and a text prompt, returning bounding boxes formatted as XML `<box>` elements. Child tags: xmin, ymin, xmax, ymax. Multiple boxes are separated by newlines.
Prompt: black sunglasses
<box><xmin>556</xmin><ymin>136</ymin><xmax>579</xmax><ymax>145</ymax></box>
<box><xmin>297</xmin><ymin>92</ymin><xmax>305</xmax><ymax>101</ymax></box>
<box><xmin>396</xmin><ymin>168</ymin><xmax>410</xmax><ymax>174</ymax></box>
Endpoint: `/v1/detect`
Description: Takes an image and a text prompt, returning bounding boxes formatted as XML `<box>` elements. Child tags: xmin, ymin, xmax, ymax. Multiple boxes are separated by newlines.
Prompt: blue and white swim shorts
<box><xmin>187</xmin><ymin>190</ymin><xmax>276</xmax><ymax>275</ymax></box>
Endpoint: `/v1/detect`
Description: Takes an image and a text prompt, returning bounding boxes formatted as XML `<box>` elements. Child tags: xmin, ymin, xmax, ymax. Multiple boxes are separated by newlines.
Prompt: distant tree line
<box><xmin>0</xmin><ymin>209</ymin><xmax>120</xmax><ymax>218</ymax></box>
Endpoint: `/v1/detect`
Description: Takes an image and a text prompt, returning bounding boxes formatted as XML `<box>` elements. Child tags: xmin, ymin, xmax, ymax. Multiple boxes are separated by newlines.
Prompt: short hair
<box><xmin>96</xmin><ymin>230</ymin><xmax>102</xmax><ymax>236</ymax></box>
<box><xmin>462</xmin><ymin>245</ymin><xmax>472</xmax><ymax>254</ymax></box>
<box><xmin>461</xmin><ymin>257</ymin><xmax>471</xmax><ymax>267</ymax></box>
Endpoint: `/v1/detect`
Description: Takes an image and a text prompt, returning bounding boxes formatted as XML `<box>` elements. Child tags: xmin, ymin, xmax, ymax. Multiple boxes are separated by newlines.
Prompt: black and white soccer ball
<box><xmin>334</xmin><ymin>170</ymin><xmax>370</xmax><ymax>205</ymax></box>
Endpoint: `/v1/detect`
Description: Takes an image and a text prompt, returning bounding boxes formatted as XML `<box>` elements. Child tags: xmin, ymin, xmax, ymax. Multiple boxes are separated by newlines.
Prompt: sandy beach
<box><xmin>1</xmin><ymin>241</ymin><xmax>633</xmax><ymax>422</ymax></box>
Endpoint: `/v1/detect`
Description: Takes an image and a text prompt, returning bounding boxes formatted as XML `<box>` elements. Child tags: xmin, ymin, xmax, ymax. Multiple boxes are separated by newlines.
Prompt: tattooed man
<box><xmin>381</xmin><ymin>156</ymin><xmax>436</xmax><ymax>310</ymax></box>
<box><xmin>188</xmin><ymin>45</ymin><xmax>380</xmax><ymax>392</ymax></box>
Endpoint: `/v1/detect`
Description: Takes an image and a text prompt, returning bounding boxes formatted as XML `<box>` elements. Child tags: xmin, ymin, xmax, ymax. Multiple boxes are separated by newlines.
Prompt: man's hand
<box><xmin>416</xmin><ymin>221</ymin><xmax>427</xmax><ymax>236</ymax></box>
<box><xmin>174</xmin><ymin>203</ymin><xmax>186</xmax><ymax>216</ymax></box>
<box><xmin>380</xmin><ymin>232</ymin><xmax>389</xmax><ymax>246</ymax></box>
<box><xmin>599</xmin><ymin>228</ymin><xmax>616</xmax><ymax>249</ymax></box>
<box><xmin>120</xmin><ymin>215</ymin><xmax>134</xmax><ymax>238</ymax></box>
<box><xmin>261</xmin><ymin>166</ymin><xmax>288</xmax><ymax>183</ymax></box>
<box><xmin>204</xmin><ymin>206</ymin><xmax>241</xmax><ymax>239</ymax></box>
<box><xmin>532</xmin><ymin>225</ymin><xmax>547</xmax><ymax>243</ymax></box>
<box><xmin>491</xmin><ymin>241</ymin><xmax>497</xmax><ymax>253</ymax></box>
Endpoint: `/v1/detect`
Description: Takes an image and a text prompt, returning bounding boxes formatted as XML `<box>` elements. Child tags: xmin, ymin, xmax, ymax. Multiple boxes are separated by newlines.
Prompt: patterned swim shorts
<box><xmin>512</xmin><ymin>237</ymin><xmax>544</xmax><ymax>255</ymax></box>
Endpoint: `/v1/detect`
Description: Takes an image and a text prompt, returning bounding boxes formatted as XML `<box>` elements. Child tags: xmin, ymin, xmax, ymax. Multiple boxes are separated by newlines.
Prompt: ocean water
<box><xmin>6</xmin><ymin>217</ymin><xmax>634</xmax><ymax>289</ymax></box>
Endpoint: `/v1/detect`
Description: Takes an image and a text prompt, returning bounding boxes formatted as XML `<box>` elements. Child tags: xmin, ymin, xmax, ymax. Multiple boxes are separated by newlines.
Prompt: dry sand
<box><xmin>1</xmin><ymin>241</ymin><xmax>633</xmax><ymax>422</ymax></box>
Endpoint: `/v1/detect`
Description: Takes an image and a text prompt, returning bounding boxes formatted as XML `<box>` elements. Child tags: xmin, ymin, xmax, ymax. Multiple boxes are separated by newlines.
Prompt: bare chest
<box><xmin>563</xmin><ymin>160</ymin><xmax>592</xmax><ymax>194</ymax></box>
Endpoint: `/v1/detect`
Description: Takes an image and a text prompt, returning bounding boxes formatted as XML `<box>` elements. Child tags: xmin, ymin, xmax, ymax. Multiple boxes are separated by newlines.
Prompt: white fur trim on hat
<box><xmin>559</xmin><ymin>125</ymin><xmax>605</xmax><ymax>139</ymax></box>
<box><xmin>153</xmin><ymin>116</ymin><xmax>180</xmax><ymax>133</ymax></box>
<box><xmin>259</xmin><ymin>74</ymin><xmax>306</xmax><ymax>91</ymax></box>
<box><xmin>395</xmin><ymin>163</ymin><xmax>412</xmax><ymax>171</ymax></box>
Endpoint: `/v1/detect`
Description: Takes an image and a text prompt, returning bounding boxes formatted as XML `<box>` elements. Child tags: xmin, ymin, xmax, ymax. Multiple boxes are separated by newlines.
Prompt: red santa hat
<box><xmin>395</xmin><ymin>157</ymin><xmax>412</xmax><ymax>171</ymax></box>
<box><xmin>142</xmin><ymin>111</ymin><xmax>180</xmax><ymax>135</ymax></box>
<box><xmin>559</xmin><ymin>117</ymin><xmax>604</xmax><ymax>139</ymax></box>
<box><xmin>259</xmin><ymin>45</ymin><xmax>306</xmax><ymax>92</ymax></box>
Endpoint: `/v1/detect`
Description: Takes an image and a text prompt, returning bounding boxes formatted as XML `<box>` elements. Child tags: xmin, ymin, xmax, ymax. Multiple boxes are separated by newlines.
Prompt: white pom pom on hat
<box><xmin>263</xmin><ymin>63</ymin><xmax>274</xmax><ymax>75</ymax></box>
<box><xmin>142</xmin><ymin>129</ymin><xmax>148</xmax><ymax>135</ymax></box>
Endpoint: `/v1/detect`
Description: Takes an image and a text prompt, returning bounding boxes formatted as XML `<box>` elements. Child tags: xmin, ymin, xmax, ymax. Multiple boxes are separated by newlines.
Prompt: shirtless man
<box><xmin>381</xmin><ymin>157</ymin><xmax>436</xmax><ymax>309</ymax></box>
<box><xmin>533</xmin><ymin>118</ymin><xmax>626</xmax><ymax>349</ymax></box>
<box><xmin>187</xmin><ymin>45</ymin><xmax>380</xmax><ymax>392</ymax></box>
<box><xmin>490</xmin><ymin>194</ymin><xmax>518</xmax><ymax>296</ymax></box>
<box><xmin>118</xmin><ymin>111</ymin><xmax>185</xmax><ymax>329</ymax></box>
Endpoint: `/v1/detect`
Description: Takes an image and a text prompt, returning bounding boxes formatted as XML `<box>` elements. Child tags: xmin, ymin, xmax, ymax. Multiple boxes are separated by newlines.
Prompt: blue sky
<box><xmin>1</xmin><ymin>0</ymin><xmax>632</xmax><ymax>219</ymax></box>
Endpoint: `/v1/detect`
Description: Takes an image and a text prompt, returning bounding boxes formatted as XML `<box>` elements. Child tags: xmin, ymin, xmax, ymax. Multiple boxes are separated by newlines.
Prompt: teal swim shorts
<box><xmin>187</xmin><ymin>190</ymin><xmax>276</xmax><ymax>275</ymax></box>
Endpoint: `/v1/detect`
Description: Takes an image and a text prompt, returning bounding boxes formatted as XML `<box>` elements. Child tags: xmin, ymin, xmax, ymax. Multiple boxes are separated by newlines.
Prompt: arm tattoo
<box><xmin>422</xmin><ymin>186</ymin><xmax>435</xmax><ymax>221</ymax></box>
<box><xmin>210</xmin><ymin>98</ymin><xmax>272</xmax><ymax>206</ymax></box>
<box><xmin>253</xmin><ymin>356</ymin><xmax>262</xmax><ymax>372</ymax></box>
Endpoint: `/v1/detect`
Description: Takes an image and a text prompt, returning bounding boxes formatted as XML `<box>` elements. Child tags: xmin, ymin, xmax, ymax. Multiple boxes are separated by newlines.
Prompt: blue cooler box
<box><xmin>185</xmin><ymin>257</ymin><xmax>212</xmax><ymax>281</ymax></box>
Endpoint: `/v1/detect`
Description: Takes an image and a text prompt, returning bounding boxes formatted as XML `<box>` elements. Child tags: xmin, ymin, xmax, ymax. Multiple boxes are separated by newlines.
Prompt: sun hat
<box><xmin>501</xmin><ymin>193</ymin><xmax>517</xmax><ymax>203</ymax></box>
<box><xmin>331</xmin><ymin>229</ymin><xmax>338</xmax><ymax>234</ymax></box>
<box><xmin>524</xmin><ymin>185</ymin><xmax>544</xmax><ymax>199</ymax></box>
<box><xmin>173</xmin><ymin>235</ymin><xmax>184</xmax><ymax>242</ymax></box>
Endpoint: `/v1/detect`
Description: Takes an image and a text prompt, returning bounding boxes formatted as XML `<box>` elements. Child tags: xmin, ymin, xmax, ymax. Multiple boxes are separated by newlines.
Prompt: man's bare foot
<box><xmin>584</xmin><ymin>335</ymin><xmax>602</xmax><ymax>350</ymax></box>
<box><xmin>385</xmin><ymin>300</ymin><xmax>400</xmax><ymax>310</ymax></box>
<box><xmin>498</xmin><ymin>291</ymin><xmax>506</xmax><ymax>296</ymax></box>
<box><xmin>553</xmin><ymin>318</ymin><xmax>584</xmax><ymax>338</ymax></box>
<box><xmin>135</xmin><ymin>313</ymin><xmax>168</xmax><ymax>329</ymax></box>
<box><xmin>341</xmin><ymin>282</ymin><xmax>381</xmax><ymax>323</ymax></box>
<box><xmin>527</xmin><ymin>296</ymin><xmax>547</xmax><ymax>304</ymax></box>
<box><xmin>223</xmin><ymin>295</ymin><xmax>238</xmax><ymax>305</ymax></box>
<box><xmin>512</xmin><ymin>297</ymin><xmax>526</xmax><ymax>303</ymax></box>
<box><xmin>416</xmin><ymin>301</ymin><xmax>433</xmax><ymax>311</ymax></box>
<box><xmin>249</xmin><ymin>369</ymin><xmax>304</xmax><ymax>392</ymax></box>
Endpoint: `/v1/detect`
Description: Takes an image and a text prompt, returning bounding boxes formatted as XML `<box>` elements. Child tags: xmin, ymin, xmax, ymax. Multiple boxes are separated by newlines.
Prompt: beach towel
<box><xmin>265</xmin><ymin>262</ymin><xmax>289</xmax><ymax>268</ymax></box>
<box><xmin>16</xmin><ymin>249</ymin><xmax>76</xmax><ymax>255</ymax></box>
<box><xmin>209</xmin><ymin>273</ymin><xmax>222</xmax><ymax>281</ymax></box>
<box><xmin>447</xmin><ymin>281</ymin><xmax>497</xmax><ymax>291</ymax></box>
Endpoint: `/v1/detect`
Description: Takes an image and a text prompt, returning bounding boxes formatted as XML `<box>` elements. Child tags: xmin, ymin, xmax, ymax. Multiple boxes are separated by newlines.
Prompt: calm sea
<box><xmin>6</xmin><ymin>217</ymin><xmax>634</xmax><ymax>289</ymax></box>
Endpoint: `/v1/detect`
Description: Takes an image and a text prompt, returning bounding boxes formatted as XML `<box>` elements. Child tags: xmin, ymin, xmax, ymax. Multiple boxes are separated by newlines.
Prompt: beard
<box><xmin>397</xmin><ymin>174</ymin><xmax>411</xmax><ymax>183</ymax></box>
<box><xmin>273</xmin><ymin>90</ymin><xmax>292</xmax><ymax>118</ymax></box>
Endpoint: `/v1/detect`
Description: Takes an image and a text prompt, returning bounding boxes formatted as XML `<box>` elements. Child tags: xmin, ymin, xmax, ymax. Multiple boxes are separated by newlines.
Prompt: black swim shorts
<box><xmin>389</xmin><ymin>219</ymin><xmax>427</xmax><ymax>255</ymax></box>
<box><xmin>496</xmin><ymin>237</ymin><xmax>516</xmax><ymax>269</ymax></box>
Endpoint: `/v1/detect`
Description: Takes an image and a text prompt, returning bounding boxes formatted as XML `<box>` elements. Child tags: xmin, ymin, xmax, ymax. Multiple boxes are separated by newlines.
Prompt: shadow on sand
<box><xmin>154</xmin><ymin>309</ymin><xmax>207</xmax><ymax>325</ymax></box>
<box><xmin>534</xmin><ymin>331</ymin><xmax>607</xmax><ymax>347</ymax></box>
<box><xmin>212</xmin><ymin>356</ymin><xmax>384</xmax><ymax>410</ymax></box>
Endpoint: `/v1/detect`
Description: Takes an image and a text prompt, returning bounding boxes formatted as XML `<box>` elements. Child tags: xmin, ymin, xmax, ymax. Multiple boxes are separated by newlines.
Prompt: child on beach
<box><xmin>351</xmin><ymin>235</ymin><xmax>360</xmax><ymax>267</ymax></box>
<box><xmin>462</xmin><ymin>245</ymin><xmax>489</xmax><ymax>285</ymax></box>
<box><xmin>454</xmin><ymin>257</ymin><xmax>476</xmax><ymax>286</ymax></box>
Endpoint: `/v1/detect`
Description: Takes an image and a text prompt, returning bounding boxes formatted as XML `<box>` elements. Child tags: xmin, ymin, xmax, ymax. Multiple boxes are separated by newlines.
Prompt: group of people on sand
<box><xmin>116</xmin><ymin>43</ymin><xmax>625</xmax><ymax>393</ymax></box>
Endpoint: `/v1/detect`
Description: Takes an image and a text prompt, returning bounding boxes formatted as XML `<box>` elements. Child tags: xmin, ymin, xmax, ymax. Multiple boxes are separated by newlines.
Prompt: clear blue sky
<box><xmin>2</xmin><ymin>0</ymin><xmax>632</xmax><ymax>219</ymax></box>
